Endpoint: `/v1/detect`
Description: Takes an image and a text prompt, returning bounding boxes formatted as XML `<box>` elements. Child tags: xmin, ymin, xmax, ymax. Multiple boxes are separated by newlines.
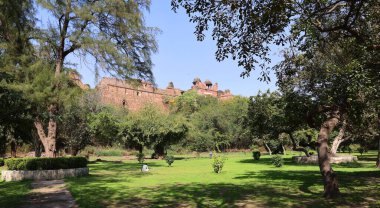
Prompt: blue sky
<box><xmin>38</xmin><ymin>1</ymin><xmax>281</xmax><ymax>97</ymax></box>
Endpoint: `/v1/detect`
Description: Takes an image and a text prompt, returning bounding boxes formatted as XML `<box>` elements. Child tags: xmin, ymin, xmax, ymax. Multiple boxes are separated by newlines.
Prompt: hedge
<box><xmin>5</xmin><ymin>157</ymin><xmax>87</xmax><ymax>171</ymax></box>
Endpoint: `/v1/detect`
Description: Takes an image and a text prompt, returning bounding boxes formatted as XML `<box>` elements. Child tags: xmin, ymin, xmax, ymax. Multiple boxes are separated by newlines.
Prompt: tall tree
<box><xmin>33</xmin><ymin>0</ymin><xmax>158</xmax><ymax>157</ymax></box>
<box><xmin>172</xmin><ymin>0</ymin><xmax>379</xmax><ymax>198</ymax></box>
<box><xmin>0</xmin><ymin>0</ymin><xmax>36</xmax><ymax>157</ymax></box>
<box><xmin>276</xmin><ymin>39</ymin><xmax>377</xmax><ymax>197</ymax></box>
<box><xmin>121</xmin><ymin>104</ymin><xmax>187</xmax><ymax>157</ymax></box>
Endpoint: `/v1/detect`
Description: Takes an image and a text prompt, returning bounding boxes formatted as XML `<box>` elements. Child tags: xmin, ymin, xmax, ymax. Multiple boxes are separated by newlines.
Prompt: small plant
<box><xmin>164</xmin><ymin>155</ymin><xmax>175</xmax><ymax>166</ymax></box>
<box><xmin>212</xmin><ymin>154</ymin><xmax>226</xmax><ymax>173</ymax></box>
<box><xmin>136</xmin><ymin>153</ymin><xmax>145</xmax><ymax>164</ymax></box>
<box><xmin>357</xmin><ymin>147</ymin><xmax>367</xmax><ymax>156</ymax></box>
<box><xmin>252</xmin><ymin>151</ymin><xmax>261</xmax><ymax>160</ymax></box>
<box><xmin>271</xmin><ymin>155</ymin><xmax>283</xmax><ymax>167</ymax></box>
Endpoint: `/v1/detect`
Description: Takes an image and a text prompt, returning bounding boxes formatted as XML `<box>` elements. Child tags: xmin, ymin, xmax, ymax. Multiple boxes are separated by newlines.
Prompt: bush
<box><xmin>357</xmin><ymin>146</ymin><xmax>367</xmax><ymax>156</ymax></box>
<box><xmin>5</xmin><ymin>157</ymin><xmax>87</xmax><ymax>170</ymax></box>
<box><xmin>212</xmin><ymin>154</ymin><xmax>226</xmax><ymax>173</ymax></box>
<box><xmin>136</xmin><ymin>153</ymin><xmax>145</xmax><ymax>164</ymax></box>
<box><xmin>164</xmin><ymin>155</ymin><xmax>175</xmax><ymax>166</ymax></box>
<box><xmin>0</xmin><ymin>158</ymin><xmax>4</xmax><ymax>167</ymax></box>
<box><xmin>271</xmin><ymin>155</ymin><xmax>283</xmax><ymax>167</ymax></box>
<box><xmin>252</xmin><ymin>151</ymin><xmax>261</xmax><ymax>160</ymax></box>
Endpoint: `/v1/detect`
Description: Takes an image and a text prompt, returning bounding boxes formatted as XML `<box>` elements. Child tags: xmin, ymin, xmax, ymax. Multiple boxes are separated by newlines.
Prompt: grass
<box><xmin>0</xmin><ymin>166</ymin><xmax>31</xmax><ymax>208</ymax></box>
<box><xmin>64</xmin><ymin>151</ymin><xmax>380</xmax><ymax>208</ymax></box>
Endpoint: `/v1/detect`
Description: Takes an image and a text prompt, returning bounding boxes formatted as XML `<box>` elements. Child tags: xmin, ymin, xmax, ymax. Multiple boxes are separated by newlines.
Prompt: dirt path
<box><xmin>19</xmin><ymin>180</ymin><xmax>77</xmax><ymax>208</ymax></box>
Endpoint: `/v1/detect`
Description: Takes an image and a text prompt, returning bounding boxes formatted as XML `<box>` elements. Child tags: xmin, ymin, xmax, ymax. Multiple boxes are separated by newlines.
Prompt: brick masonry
<box><xmin>96</xmin><ymin>77</ymin><xmax>233</xmax><ymax>111</ymax></box>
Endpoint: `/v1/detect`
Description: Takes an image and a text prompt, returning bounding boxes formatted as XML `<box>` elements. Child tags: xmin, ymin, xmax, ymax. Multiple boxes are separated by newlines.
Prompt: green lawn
<box><xmin>64</xmin><ymin>152</ymin><xmax>380</xmax><ymax>208</ymax></box>
<box><xmin>0</xmin><ymin>166</ymin><xmax>31</xmax><ymax>208</ymax></box>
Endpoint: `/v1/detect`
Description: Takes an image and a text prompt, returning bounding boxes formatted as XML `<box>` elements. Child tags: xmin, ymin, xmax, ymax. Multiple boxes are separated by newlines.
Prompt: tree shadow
<box><xmin>0</xmin><ymin>180</ymin><xmax>31</xmax><ymax>208</ymax></box>
<box><xmin>67</xmin><ymin>166</ymin><xmax>380</xmax><ymax>208</ymax></box>
<box><xmin>332</xmin><ymin>162</ymin><xmax>367</xmax><ymax>168</ymax></box>
<box><xmin>89</xmin><ymin>160</ymin><xmax>165</xmax><ymax>172</ymax></box>
<box><xmin>357</xmin><ymin>156</ymin><xmax>377</xmax><ymax>162</ymax></box>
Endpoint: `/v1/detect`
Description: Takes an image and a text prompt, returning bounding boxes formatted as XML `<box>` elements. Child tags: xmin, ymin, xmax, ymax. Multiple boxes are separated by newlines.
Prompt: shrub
<box><xmin>357</xmin><ymin>146</ymin><xmax>367</xmax><ymax>156</ymax></box>
<box><xmin>5</xmin><ymin>157</ymin><xmax>87</xmax><ymax>170</ymax></box>
<box><xmin>164</xmin><ymin>155</ymin><xmax>175</xmax><ymax>166</ymax></box>
<box><xmin>136</xmin><ymin>153</ymin><xmax>145</xmax><ymax>164</ymax></box>
<box><xmin>252</xmin><ymin>151</ymin><xmax>261</xmax><ymax>160</ymax></box>
<box><xmin>212</xmin><ymin>154</ymin><xmax>226</xmax><ymax>173</ymax></box>
<box><xmin>0</xmin><ymin>158</ymin><xmax>4</xmax><ymax>167</ymax></box>
<box><xmin>271</xmin><ymin>155</ymin><xmax>283</xmax><ymax>167</ymax></box>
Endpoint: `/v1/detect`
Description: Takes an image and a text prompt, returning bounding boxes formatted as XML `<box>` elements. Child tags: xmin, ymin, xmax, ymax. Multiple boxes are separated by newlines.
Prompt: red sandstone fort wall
<box><xmin>97</xmin><ymin>77</ymin><xmax>233</xmax><ymax>111</ymax></box>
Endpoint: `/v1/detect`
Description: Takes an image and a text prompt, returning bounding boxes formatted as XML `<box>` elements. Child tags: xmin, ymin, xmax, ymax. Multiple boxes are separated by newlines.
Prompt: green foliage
<box><xmin>59</xmin><ymin>94</ymin><xmax>93</xmax><ymax>155</ymax></box>
<box><xmin>170</xmin><ymin>90</ymin><xmax>218</xmax><ymax>116</ymax></box>
<box><xmin>271</xmin><ymin>155</ymin><xmax>283</xmax><ymax>168</ymax></box>
<box><xmin>136</xmin><ymin>152</ymin><xmax>145</xmax><ymax>164</ymax></box>
<box><xmin>164</xmin><ymin>155</ymin><xmax>175</xmax><ymax>167</ymax></box>
<box><xmin>121</xmin><ymin>104</ymin><xmax>188</xmax><ymax>156</ymax></box>
<box><xmin>37</xmin><ymin>0</ymin><xmax>158</xmax><ymax>81</ymax></box>
<box><xmin>5</xmin><ymin>157</ymin><xmax>87</xmax><ymax>170</ymax></box>
<box><xmin>172</xmin><ymin>0</ymin><xmax>379</xmax><ymax>82</ymax></box>
<box><xmin>88</xmin><ymin>107</ymin><xmax>121</xmax><ymax>147</ymax></box>
<box><xmin>212</xmin><ymin>154</ymin><xmax>226</xmax><ymax>174</ymax></box>
<box><xmin>357</xmin><ymin>146</ymin><xmax>368</xmax><ymax>156</ymax></box>
<box><xmin>185</xmin><ymin>96</ymin><xmax>250</xmax><ymax>151</ymax></box>
<box><xmin>252</xmin><ymin>151</ymin><xmax>261</xmax><ymax>160</ymax></box>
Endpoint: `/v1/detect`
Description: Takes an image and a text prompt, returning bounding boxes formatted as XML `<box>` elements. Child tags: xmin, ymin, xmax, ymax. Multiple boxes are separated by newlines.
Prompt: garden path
<box><xmin>19</xmin><ymin>180</ymin><xmax>77</xmax><ymax>208</ymax></box>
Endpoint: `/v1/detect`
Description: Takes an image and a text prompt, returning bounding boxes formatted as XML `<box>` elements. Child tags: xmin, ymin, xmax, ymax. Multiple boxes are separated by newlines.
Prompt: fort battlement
<box><xmin>97</xmin><ymin>77</ymin><xmax>233</xmax><ymax>111</ymax></box>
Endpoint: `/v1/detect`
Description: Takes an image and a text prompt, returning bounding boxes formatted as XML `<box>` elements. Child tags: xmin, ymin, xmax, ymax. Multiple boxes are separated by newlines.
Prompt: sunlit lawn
<box><xmin>64</xmin><ymin>152</ymin><xmax>380</xmax><ymax>208</ymax></box>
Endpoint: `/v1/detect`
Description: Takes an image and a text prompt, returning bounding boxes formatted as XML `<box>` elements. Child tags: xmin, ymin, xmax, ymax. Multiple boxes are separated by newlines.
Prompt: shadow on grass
<box><xmin>238</xmin><ymin>158</ymin><xmax>318</xmax><ymax>167</ymax></box>
<box><xmin>89</xmin><ymin>160</ymin><xmax>165</xmax><ymax>172</ymax></box>
<box><xmin>333</xmin><ymin>162</ymin><xmax>367</xmax><ymax>168</ymax></box>
<box><xmin>357</xmin><ymin>155</ymin><xmax>377</xmax><ymax>162</ymax></box>
<box><xmin>67</xmin><ymin>163</ymin><xmax>380</xmax><ymax>208</ymax></box>
<box><xmin>0</xmin><ymin>180</ymin><xmax>31</xmax><ymax>208</ymax></box>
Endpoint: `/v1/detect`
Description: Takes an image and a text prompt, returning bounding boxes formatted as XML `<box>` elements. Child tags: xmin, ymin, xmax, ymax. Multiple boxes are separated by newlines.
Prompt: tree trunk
<box><xmin>317</xmin><ymin>110</ymin><xmax>340</xmax><ymax>198</ymax></box>
<box><xmin>138</xmin><ymin>145</ymin><xmax>143</xmax><ymax>154</ymax></box>
<box><xmin>71</xmin><ymin>149</ymin><xmax>78</xmax><ymax>156</ymax></box>
<box><xmin>330</xmin><ymin>119</ymin><xmax>347</xmax><ymax>156</ymax></box>
<box><xmin>0</xmin><ymin>134</ymin><xmax>6</xmax><ymax>158</ymax></box>
<box><xmin>289</xmin><ymin>133</ymin><xmax>310</xmax><ymax>157</ymax></box>
<box><xmin>264</xmin><ymin>143</ymin><xmax>272</xmax><ymax>155</ymax></box>
<box><xmin>376</xmin><ymin>136</ymin><xmax>380</xmax><ymax>168</ymax></box>
<box><xmin>282</xmin><ymin>144</ymin><xmax>286</xmax><ymax>155</ymax></box>
<box><xmin>376</xmin><ymin>112</ymin><xmax>380</xmax><ymax>168</ymax></box>
<box><xmin>10</xmin><ymin>140</ymin><xmax>16</xmax><ymax>158</ymax></box>
<box><xmin>34</xmin><ymin>116</ymin><xmax>57</xmax><ymax>158</ymax></box>
<box><xmin>153</xmin><ymin>144</ymin><xmax>165</xmax><ymax>159</ymax></box>
<box><xmin>33</xmin><ymin>130</ymin><xmax>42</xmax><ymax>157</ymax></box>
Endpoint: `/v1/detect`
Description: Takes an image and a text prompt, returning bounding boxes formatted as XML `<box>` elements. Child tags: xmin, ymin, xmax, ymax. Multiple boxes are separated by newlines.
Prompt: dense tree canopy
<box><xmin>171</xmin><ymin>0</ymin><xmax>379</xmax><ymax>80</ymax></box>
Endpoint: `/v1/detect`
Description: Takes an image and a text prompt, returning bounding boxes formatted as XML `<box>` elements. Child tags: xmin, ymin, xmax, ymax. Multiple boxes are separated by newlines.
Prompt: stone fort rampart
<box><xmin>97</xmin><ymin>77</ymin><xmax>233</xmax><ymax>111</ymax></box>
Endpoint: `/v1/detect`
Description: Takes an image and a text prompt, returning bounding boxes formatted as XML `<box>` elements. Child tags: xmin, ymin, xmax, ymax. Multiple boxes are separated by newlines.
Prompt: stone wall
<box><xmin>292</xmin><ymin>155</ymin><xmax>358</xmax><ymax>164</ymax></box>
<box><xmin>97</xmin><ymin>78</ymin><xmax>183</xmax><ymax>111</ymax></box>
<box><xmin>97</xmin><ymin>77</ymin><xmax>234</xmax><ymax>111</ymax></box>
<box><xmin>1</xmin><ymin>167</ymin><xmax>89</xmax><ymax>181</ymax></box>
